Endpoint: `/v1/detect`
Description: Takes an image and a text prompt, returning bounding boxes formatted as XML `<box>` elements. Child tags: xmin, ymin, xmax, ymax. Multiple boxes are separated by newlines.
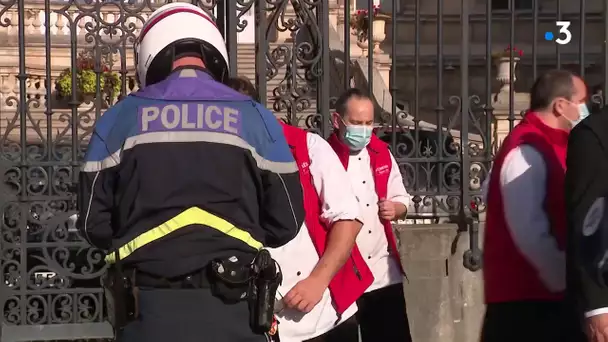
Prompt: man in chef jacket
<box><xmin>227</xmin><ymin>76</ymin><xmax>366</xmax><ymax>342</ymax></box>
<box><xmin>327</xmin><ymin>88</ymin><xmax>413</xmax><ymax>342</ymax></box>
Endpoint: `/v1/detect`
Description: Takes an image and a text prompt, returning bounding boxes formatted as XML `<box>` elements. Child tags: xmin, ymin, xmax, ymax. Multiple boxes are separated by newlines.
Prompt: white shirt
<box><xmin>267</xmin><ymin>132</ymin><xmax>362</xmax><ymax>342</ymax></box>
<box><xmin>346</xmin><ymin>148</ymin><xmax>410</xmax><ymax>292</ymax></box>
<box><xmin>483</xmin><ymin>145</ymin><xmax>566</xmax><ymax>293</ymax></box>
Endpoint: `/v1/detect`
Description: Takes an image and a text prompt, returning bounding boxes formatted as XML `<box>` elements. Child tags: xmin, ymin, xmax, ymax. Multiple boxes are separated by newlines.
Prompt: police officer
<box><xmin>76</xmin><ymin>3</ymin><xmax>305</xmax><ymax>342</ymax></box>
<box><xmin>566</xmin><ymin>103</ymin><xmax>608</xmax><ymax>342</ymax></box>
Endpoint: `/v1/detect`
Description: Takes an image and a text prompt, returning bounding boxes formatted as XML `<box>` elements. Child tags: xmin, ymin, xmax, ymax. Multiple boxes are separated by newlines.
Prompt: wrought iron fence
<box><xmin>0</xmin><ymin>0</ymin><xmax>606</xmax><ymax>340</ymax></box>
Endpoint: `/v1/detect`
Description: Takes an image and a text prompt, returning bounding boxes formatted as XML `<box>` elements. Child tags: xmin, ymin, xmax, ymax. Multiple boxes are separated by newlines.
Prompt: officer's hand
<box><xmin>283</xmin><ymin>276</ymin><xmax>326</xmax><ymax>313</ymax></box>
<box><xmin>587</xmin><ymin>314</ymin><xmax>608</xmax><ymax>342</ymax></box>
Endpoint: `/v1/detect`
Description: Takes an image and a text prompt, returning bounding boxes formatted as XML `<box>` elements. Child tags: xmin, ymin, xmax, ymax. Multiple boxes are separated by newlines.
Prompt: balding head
<box><xmin>530</xmin><ymin>70</ymin><xmax>587</xmax><ymax>130</ymax></box>
<box><xmin>332</xmin><ymin>88</ymin><xmax>374</xmax><ymax>129</ymax></box>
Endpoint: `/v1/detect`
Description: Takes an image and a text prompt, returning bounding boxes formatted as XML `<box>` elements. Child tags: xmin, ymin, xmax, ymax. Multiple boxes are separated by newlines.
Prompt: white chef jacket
<box><xmin>267</xmin><ymin>132</ymin><xmax>362</xmax><ymax>342</ymax></box>
<box><xmin>346</xmin><ymin>148</ymin><xmax>410</xmax><ymax>292</ymax></box>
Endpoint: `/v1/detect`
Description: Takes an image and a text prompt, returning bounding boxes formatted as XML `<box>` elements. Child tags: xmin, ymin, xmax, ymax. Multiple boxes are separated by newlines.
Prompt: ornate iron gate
<box><xmin>0</xmin><ymin>0</ymin><xmax>606</xmax><ymax>340</ymax></box>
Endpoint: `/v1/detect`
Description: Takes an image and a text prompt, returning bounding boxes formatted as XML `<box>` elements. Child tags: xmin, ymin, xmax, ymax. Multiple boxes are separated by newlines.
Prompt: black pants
<box><xmin>356</xmin><ymin>283</ymin><xmax>412</xmax><ymax>342</ymax></box>
<box><xmin>481</xmin><ymin>300</ymin><xmax>586</xmax><ymax>342</ymax></box>
<box><xmin>304</xmin><ymin>315</ymin><xmax>359</xmax><ymax>342</ymax></box>
<box><xmin>116</xmin><ymin>287</ymin><xmax>266</xmax><ymax>342</ymax></box>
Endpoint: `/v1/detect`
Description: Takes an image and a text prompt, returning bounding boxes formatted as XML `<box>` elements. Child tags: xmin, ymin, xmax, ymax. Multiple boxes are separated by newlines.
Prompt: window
<box><xmin>492</xmin><ymin>0</ymin><xmax>533</xmax><ymax>10</ymax></box>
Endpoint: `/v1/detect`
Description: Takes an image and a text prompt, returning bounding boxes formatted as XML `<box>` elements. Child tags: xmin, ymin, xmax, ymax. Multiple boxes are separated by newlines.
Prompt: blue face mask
<box><xmin>570</xmin><ymin>103</ymin><xmax>590</xmax><ymax>128</ymax></box>
<box><xmin>344</xmin><ymin>125</ymin><xmax>373</xmax><ymax>150</ymax></box>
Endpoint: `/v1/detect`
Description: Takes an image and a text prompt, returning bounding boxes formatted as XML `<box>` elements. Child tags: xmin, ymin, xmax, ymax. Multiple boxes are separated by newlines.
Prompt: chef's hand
<box><xmin>283</xmin><ymin>275</ymin><xmax>327</xmax><ymax>313</ymax></box>
<box><xmin>378</xmin><ymin>199</ymin><xmax>398</xmax><ymax>221</ymax></box>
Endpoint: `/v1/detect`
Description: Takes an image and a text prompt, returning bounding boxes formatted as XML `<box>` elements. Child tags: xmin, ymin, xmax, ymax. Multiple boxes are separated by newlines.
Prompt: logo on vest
<box><xmin>299</xmin><ymin>161</ymin><xmax>310</xmax><ymax>175</ymax></box>
<box><xmin>375</xmin><ymin>165</ymin><xmax>389</xmax><ymax>175</ymax></box>
<box><xmin>583</xmin><ymin>197</ymin><xmax>605</xmax><ymax>237</ymax></box>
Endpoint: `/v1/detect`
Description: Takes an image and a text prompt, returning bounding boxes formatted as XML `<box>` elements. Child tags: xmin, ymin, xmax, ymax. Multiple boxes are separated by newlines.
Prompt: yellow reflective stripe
<box><xmin>105</xmin><ymin>207</ymin><xmax>263</xmax><ymax>264</ymax></box>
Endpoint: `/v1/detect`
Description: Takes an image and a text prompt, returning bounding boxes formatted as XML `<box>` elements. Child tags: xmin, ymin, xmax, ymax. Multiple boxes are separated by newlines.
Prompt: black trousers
<box><xmin>116</xmin><ymin>288</ymin><xmax>266</xmax><ymax>342</ymax></box>
<box><xmin>356</xmin><ymin>283</ymin><xmax>412</xmax><ymax>342</ymax></box>
<box><xmin>481</xmin><ymin>300</ymin><xmax>587</xmax><ymax>342</ymax></box>
<box><xmin>304</xmin><ymin>315</ymin><xmax>359</xmax><ymax>342</ymax></box>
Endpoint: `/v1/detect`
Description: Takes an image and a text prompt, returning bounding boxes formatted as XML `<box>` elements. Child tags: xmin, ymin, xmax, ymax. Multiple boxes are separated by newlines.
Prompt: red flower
<box><xmin>470</xmin><ymin>200</ymin><xmax>478</xmax><ymax>211</ymax></box>
<box><xmin>502</xmin><ymin>45</ymin><xmax>524</xmax><ymax>57</ymax></box>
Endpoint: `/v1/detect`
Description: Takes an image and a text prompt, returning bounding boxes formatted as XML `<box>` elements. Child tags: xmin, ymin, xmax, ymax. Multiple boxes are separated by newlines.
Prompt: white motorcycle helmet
<box><xmin>134</xmin><ymin>3</ymin><xmax>229</xmax><ymax>87</ymax></box>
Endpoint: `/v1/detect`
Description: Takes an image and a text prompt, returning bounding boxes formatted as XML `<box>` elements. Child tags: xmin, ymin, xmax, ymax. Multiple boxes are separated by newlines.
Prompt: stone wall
<box><xmin>397</xmin><ymin>221</ymin><xmax>486</xmax><ymax>342</ymax></box>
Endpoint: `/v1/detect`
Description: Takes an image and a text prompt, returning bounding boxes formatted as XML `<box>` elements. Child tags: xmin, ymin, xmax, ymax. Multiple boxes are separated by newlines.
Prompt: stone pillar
<box><xmin>490</xmin><ymin>90</ymin><xmax>530</xmax><ymax>153</ymax></box>
<box><xmin>396</xmin><ymin>222</ymin><xmax>486</xmax><ymax>342</ymax></box>
<box><xmin>490</xmin><ymin>57</ymin><xmax>530</xmax><ymax>153</ymax></box>
<box><xmin>451</xmin><ymin>220</ymin><xmax>486</xmax><ymax>342</ymax></box>
<box><xmin>329</xmin><ymin>0</ymin><xmax>340</xmax><ymax>30</ymax></box>
<box><xmin>336</xmin><ymin>3</ymin><xmax>345</xmax><ymax>35</ymax></box>
<box><xmin>372</xmin><ymin>54</ymin><xmax>391</xmax><ymax>89</ymax></box>
<box><xmin>396</xmin><ymin>224</ymin><xmax>459</xmax><ymax>342</ymax></box>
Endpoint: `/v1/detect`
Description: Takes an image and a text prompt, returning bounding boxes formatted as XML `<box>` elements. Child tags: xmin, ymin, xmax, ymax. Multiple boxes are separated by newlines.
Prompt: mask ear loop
<box><xmin>559</xmin><ymin>98</ymin><xmax>579</xmax><ymax>123</ymax></box>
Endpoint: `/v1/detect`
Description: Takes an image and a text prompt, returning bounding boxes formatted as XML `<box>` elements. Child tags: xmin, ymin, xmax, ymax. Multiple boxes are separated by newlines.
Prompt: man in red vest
<box><xmin>482</xmin><ymin>70</ymin><xmax>587</xmax><ymax>342</ymax></box>
<box><xmin>226</xmin><ymin>76</ymin><xmax>368</xmax><ymax>342</ymax></box>
<box><xmin>327</xmin><ymin>88</ymin><xmax>412</xmax><ymax>342</ymax></box>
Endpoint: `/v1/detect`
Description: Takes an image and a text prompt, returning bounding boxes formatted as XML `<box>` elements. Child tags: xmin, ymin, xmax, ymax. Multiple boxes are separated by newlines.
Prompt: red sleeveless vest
<box><xmin>280</xmin><ymin>123</ymin><xmax>374</xmax><ymax>314</ymax></box>
<box><xmin>484</xmin><ymin>113</ymin><xmax>568</xmax><ymax>303</ymax></box>
<box><xmin>326</xmin><ymin>133</ymin><xmax>405</xmax><ymax>274</ymax></box>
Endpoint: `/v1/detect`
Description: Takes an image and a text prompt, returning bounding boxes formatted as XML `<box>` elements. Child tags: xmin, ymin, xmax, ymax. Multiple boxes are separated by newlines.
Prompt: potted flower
<box><xmin>491</xmin><ymin>45</ymin><xmax>524</xmax><ymax>60</ymax></box>
<box><xmin>492</xmin><ymin>45</ymin><xmax>523</xmax><ymax>89</ymax></box>
<box><xmin>56</xmin><ymin>50</ymin><xmax>121</xmax><ymax>107</ymax></box>
<box><xmin>350</xmin><ymin>5</ymin><xmax>390</xmax><ymax>55</ymax></box>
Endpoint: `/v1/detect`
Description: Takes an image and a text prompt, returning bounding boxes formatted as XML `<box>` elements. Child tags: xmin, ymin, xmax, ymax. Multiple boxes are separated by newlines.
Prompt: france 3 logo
<box><xmin>544</xmin><ymin>21</ymin><xmax>572</xmax><ymax>45</ymax></box>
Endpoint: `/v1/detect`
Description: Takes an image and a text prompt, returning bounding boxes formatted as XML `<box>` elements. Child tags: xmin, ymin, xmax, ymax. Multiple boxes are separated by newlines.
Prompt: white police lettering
<box><xmin>139</xmin><ymin>103</ymin><xmax>242</xmax><ymax>134</ymax></box>
<box><xmin>161</xmin><ymin>104</ymin><xmax>180</xmax><ymax>129</ymax></box>
<box><xmin>202</xmin><ymin>105</ymin><xmax>222</xmax><ymax>130</ymax></box>
<box><xmin>181</xmin><ymin>104</ymin><xmax>196</xmax><ymax>129</ymax></box>
<box><xmin>140</xmin><ymin>106</ymin><xmax>159</xmax><ymax>131</ymax></box>
<box><xmin>223</xmin><ymin>107</ymin><xmax>239</xmax><ymax>134</ymax></box>
<box><xmin>583</xmin><ymin>197</ymin><xmax>605</xmax><ymax>236</ymax></box>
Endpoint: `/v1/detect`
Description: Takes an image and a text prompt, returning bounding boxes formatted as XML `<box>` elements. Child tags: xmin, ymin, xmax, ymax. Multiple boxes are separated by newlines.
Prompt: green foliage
<box><xmin>56</xmin><ymin>49</ymin><xmax>122</xmax><ymax>102</ymax></box>
<box><xmin>104</xmin><ymin>72</ymin><xmax>121</xmax><ymax>100</ymax></box>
